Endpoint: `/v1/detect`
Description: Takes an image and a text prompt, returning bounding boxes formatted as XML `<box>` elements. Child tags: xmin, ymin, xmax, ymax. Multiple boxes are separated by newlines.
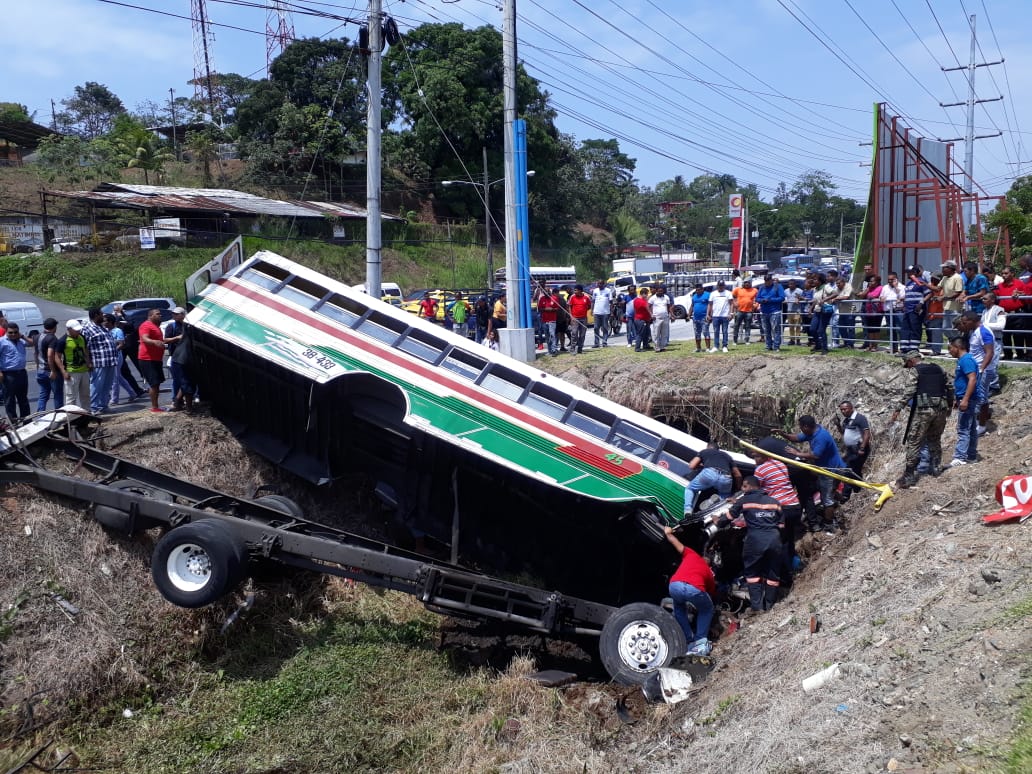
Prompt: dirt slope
<box><xmin>1</xmin><ymin>350</ymin><xmax>1029</xmax><ymax>773</ymax></box>
<box><xmin>555</xmin><ymin>349</ymin><xmax>1032</xmax><ymax>773</ymax></box>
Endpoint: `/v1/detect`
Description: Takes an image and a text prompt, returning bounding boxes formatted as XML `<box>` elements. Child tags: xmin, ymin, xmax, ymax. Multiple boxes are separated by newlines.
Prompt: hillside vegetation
<box><xmin>0</xmin><ymin>237</ymin><xmax>504</xmax><ymax>309</ymax></box>
<box><xmin>1</xmin><ymin>348</ymin><xmax>1029</xmax><ymax>773</ymax></box>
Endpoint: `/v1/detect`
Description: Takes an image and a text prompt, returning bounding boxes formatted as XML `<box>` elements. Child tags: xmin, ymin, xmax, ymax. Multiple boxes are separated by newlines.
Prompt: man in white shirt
<box><xmin>591</xmin><ymin>280</ymin><xmax>613</xmax><ymax>348</ymax></box>
<box><xmin>706</xmin><ymin>281</ymin><xmax>735</xmax><ymax>352</ymax></box>
<box><xmin>784</xmin><ymin>279</ymin><xmax>804</xmax><ymax>346</ymax></box>
<box><xmin>648</xmin><ymin>285</ymin><xmax>673</xmax><ymax>352</ymax></box>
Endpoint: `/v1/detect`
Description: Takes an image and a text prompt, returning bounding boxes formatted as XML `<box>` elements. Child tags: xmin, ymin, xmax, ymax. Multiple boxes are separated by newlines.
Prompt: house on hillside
<box><xmin>0</xmin><ymin>120</ymin><xmax>56</xmax><ymax>166</ymax></box>
<box><xmin>40</xmin><ymin>183</ymin><xmax>403</xmax><ymax>248</ymax></box>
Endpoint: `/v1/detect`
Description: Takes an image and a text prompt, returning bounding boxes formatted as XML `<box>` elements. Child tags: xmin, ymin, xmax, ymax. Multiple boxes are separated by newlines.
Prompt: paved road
<box><xmin>0</xmin><ymin>286</ymin><xmax>87</xmax><ymax>337</ymax></box>
<box><xmin>0</xmin><ymin>286</ymin><xmax>169</xmax><ymax>414</ymax></box>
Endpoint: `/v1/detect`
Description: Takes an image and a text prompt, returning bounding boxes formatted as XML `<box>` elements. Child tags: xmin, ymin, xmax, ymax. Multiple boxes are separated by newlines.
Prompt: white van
<box><xmin>352</xmin><ymin>282</ymin><xmax>403</xmax><ymax>306</ymax></box>
<box><xmin>1</xmin><ymin>301</ymin><xmax>45</xmax><ymax>335</ymax></box>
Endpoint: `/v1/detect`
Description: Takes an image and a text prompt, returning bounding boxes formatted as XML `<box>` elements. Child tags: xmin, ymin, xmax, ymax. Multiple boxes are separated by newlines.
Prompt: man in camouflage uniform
<box><xmin>890</xmin><ymin>350</ymin><xmax>951</xmax><ymax>487</ymax></box>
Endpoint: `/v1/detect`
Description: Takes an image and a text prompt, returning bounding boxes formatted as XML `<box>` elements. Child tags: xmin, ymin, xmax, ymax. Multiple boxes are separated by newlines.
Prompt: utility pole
<box><xmin>169</xmin><ymin>88</ymin><xmax>179</xmax><ymax>162</ymax></box>
<box><xmin>500</xmin><ymin>0</ymin><xmax>534</xmax><ymax>361</ymax></box>
<box><xmin>939</xmin><ymin>14</ymin><xmax>1002</xmax><ymax>228</ymax></box>
<box><xmin>484</xmin><ymin>146</ymin><xmax>493</xmax><ymax>291</ymax></box>
<box><xmin>365</xmin><ymin>0</ymin><xmax>383</xmax><ymax>300</ymax></box>
<box><xmin>50</xmin><ymin>99</ymin><xmax>57</xmax><ymax>131</ymax></box>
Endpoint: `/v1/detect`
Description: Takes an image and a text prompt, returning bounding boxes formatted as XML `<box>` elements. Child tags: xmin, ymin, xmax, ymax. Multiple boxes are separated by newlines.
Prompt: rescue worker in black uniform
<box><xmin>890</xmin><ymin>350</ymin><xmax>952</xmax><ymax>488</ymax></box>
<box><xmin>717</xmin><ymin>475</ymin><xmax>784</xmax><ymax>614</ymax></box>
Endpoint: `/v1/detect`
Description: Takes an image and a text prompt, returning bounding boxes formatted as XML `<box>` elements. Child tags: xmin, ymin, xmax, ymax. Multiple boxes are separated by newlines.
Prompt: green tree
<box><xmin>575</xmin><ymin>138</ymin><xmax>637</xmax><ymax>228</ymax></box>
<box><xmin>609</xmin><ymin>211</ymin><xmax>647</xmax><ymax>260</ymax></box>
<box><xmin>0</xmin><ymin>103</ymin><xmax>31</xmax><ymax>123</ymax></box>
<box><xmin>112</xmin><ymin>116</ymin><xmax>173</xmax><ymax>184</ymax></box>
<box><xmin>57</xmin><ymin>82</ymin><xmax>126</xmax><ymax>139</ymax></box>
<box><xmin>35</xmin><ymin>134</ymin><xmax>120</xmax><ymax>186</ymax></box>
<box><xmin>236</xmin><ymin>38</ymin><xmax>367</xmax><ymax>193</ymax></box>
<box><xmin>654</xmin><ymin>175</ymin><xmax>690</xmax><ymax>204</ymax></box>
<box><xmin>383</xmin><ymin>23</ymin><xmax>572</xmax><ymax>243</ymax></box>
<box><xmin>186</xmin><ymin>129</ymin><xmax>219</xmax><ymax>187</ymax></box>
<box><xmin>984</xmin><ymin>175</ymin><xmax>1032</xmax><ymax>256</ymax></box>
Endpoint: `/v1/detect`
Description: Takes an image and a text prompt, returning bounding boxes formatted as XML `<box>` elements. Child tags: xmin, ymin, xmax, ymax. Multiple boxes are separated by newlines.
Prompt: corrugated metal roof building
<box><xmin>42</xmin><ymin>183</ymin><xmax>401</xmax><ymax>246</ymax></box>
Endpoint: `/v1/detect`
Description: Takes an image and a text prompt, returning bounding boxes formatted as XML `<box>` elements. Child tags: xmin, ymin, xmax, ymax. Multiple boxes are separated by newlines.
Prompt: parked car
<box><xmin>102</xmin><ymin>297</ymin><xmax>177</xmax><ymax>315</ymax></box>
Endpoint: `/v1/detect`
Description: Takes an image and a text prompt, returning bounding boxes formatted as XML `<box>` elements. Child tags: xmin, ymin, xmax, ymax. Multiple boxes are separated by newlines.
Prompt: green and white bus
<box><xmin>184</xmin><ymin>240</ymin><xmax>750</xmax><ymax>607</ymax></box>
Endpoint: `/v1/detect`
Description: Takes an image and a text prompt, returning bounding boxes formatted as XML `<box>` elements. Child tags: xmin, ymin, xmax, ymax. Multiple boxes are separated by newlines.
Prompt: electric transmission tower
<box><xmin>266</xmin><ymin>0</ymin><xmax>296</xmax><ymax>74</ymax></box>
<box><xmin>191</xmin><ymin>0</ymin><xmax>220</xmax><ymax>124</ymax></box>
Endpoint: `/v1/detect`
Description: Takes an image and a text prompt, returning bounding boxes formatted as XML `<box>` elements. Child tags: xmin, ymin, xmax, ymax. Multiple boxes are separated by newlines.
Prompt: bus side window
<box><xmin>610</xmin><ymin>419</ymin><xmax>661</xmax><ymax>460</ymax></box>
<box><xmin>566</xmin><ymin>401</ymin><xmax>614</xmax><ymax>441</ymax></box>
<box><xmin>521</xmin><ymin>381</ymin><xmax>571</xmax><ymax>420</ymax></box>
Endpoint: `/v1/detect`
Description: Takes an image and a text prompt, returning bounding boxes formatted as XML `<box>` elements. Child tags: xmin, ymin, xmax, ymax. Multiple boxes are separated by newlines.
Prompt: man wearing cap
<box><xmin>164</xmin><ymin>307</ymin><xmax>194</xmax><ymax>411</ymax></box>
<box><xmin>890</xmin><ymin>350</ymin><xmax>950</xmax><ymax>487</ymax></box>
<box><xmin>901</xmin><ymin>266</ymin><xmax>930</xmax><ymax>352</ymax></box>
<box><xmin>56</xmin><ymin>320</ymin><xmax>91</xmax><ymax>409</ymax></box>
<box><xmin>81</xmin><ymin>307</ymin><xmax>119</xmax><ymax>414</ymax></box>
<box><xmin>940</xmin><ymin>261</ymin><xmax>964</xmax><ymax>334</ymax></box>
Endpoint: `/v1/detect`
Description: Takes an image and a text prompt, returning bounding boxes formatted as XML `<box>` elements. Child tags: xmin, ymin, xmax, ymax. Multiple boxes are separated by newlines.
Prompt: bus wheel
<box><xmin>599</xmin><ymin>603</ymin><xmax>686</xmax><ymax>685</ymax></box>
<box><xmin>151</xmin><ymin>520</ymin><xmax>248</xmax><ymax>608</ymax></box>
<box><xmin>93</xmin><ymin>480</ymin><xmax>170</xmax><ymax>534</ymax></box>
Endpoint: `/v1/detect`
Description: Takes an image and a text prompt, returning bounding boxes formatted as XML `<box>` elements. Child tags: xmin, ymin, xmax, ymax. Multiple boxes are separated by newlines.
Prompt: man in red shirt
<box><xmin>632</xmin><ymin>287</ymin><xmax>653</xmax><ymax>352</ymax></box>
<box><xmin>566</xmin><ymin>285</ymin><xmax>592</xmax><ymax>354</ymax></box>
<box><xmin>664</xmin><ymin>525</ymin><xmax>716</xmax><ymax>656</ymax></box>
<box><xmin>537</xmin><ymin>289</ymin><xmax>561</xmax><ymax>356</ymax></box>
<box><xmin>138</xmin><ymin>308</ymin><xmax>167</xmax><ymax>413</ymax></box>
<box><xmin>418</xmin><ymin>293</ymin><xmax>439</xmax><ymax>322</ymax></box>
<box><xmin>997</xmin><ymin>266</ymin><xmax>1029</xmax><ymax>360</ymax></box>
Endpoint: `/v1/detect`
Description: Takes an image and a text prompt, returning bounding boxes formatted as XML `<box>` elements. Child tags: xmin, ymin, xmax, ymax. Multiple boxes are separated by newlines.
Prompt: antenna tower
<box><xmin>191</xmin><ymin>0</ymin><xmax>219</xmax><ymax>123</ymax></box>
<box><xmin>266</xmin><ymin>0</ymin><xmax>296</xmax><ymax>73</ymax></box>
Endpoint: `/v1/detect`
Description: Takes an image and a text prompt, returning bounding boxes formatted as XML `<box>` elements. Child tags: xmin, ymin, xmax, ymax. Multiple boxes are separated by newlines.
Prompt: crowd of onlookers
<box><xmin>410</xmin><ymin>255</ymin><xmax>1032</xmax><ymax>364</ymax></box>
<box><xmin>0</xmin><ymin>304</ymin><xmax>192</xmax><ymax>425</ymax></box>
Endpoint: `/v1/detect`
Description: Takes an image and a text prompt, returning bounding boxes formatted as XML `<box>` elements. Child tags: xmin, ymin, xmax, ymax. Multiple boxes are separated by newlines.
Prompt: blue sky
<box><xmin>6</xmin><ymin>0</ymin><xmax>1030</xmax><ymax>204</ymax></box>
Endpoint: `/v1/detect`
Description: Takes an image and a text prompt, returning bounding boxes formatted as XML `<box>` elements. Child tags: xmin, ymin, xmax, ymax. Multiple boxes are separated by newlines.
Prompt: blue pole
<box><xmin>514</xmin><ymin>119</ymin><xmax>532</xmax><ymax>329</ymax></box>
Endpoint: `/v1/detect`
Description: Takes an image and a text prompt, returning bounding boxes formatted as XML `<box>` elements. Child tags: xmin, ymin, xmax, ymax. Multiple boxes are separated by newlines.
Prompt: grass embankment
<box><xmin>0</xmin><ymin>238</ymin><xmax>503</xmax><ymax>309</ymax></box>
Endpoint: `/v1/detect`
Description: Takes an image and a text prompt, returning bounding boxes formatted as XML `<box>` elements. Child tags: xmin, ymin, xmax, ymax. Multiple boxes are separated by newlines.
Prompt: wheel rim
<box><xmin>166</xmin><ymin>543</ymin><xmax>213</xmax><ymax>592</ymax></box>
<box><xmin>614</xmin><ymin>620</ymin><xmax>671</xmax><ymax>673</ymax></box>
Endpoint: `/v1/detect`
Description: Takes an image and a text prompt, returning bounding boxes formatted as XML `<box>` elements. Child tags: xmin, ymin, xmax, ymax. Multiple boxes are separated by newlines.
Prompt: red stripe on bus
<box><xmin>559</xmin><ymin>445</ymin><xmax>641</xmax><ymax>478</ymax></box>
<box><xmin>212</xmin><ymin>277</ymin><xmax>652</xmax><ymax>481</ymax></box>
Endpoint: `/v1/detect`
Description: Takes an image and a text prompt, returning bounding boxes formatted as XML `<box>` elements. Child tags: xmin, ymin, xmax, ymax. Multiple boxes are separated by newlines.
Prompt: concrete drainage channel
<box><xmin>648</xmin><ymin>389</ymin><xmax>795</xmax><ymax>446</ymax></box>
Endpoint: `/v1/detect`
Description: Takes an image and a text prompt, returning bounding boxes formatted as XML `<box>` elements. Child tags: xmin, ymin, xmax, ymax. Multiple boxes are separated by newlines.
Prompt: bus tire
<box><xmin>93</xmin><ymin>480</ymin><xmax>170</xmax><ymax>533</ymax></box>
<box><xmin>599</xmin><ymin>602</ymin><xmax>686</xmax><ymax>685</ymax></box>
<box><xmin>254</xmin><ymin>494</ymin><xmax>304</xmax><ymax>520</ymax></box>
<box><xmin>151</xmin><ymin>520</ymin><xmax>248</xmax><ymax>608</ymax></box>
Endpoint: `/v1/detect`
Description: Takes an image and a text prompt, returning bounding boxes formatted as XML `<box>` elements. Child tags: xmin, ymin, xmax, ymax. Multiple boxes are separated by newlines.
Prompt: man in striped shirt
<box><xmin>751</xmin><ymin>448</ymin><xmax>803</xmax><ymax>590</ymax></box>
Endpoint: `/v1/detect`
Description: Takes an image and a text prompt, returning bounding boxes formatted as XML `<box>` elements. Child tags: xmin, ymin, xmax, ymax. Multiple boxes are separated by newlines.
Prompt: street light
<box><xmin>748</xmin><ymin>207</ymin><xmax>778</xmax><ymax>263</ymax></box>
<box><xmin>443</xmin><ymin>169</ymin><xmax>535</xmax><ymax>289</ymax></box>
<box><xmin>802</xmin><ymin>221</ymin><xmax>813</xmax><ymax>252</ymax></box>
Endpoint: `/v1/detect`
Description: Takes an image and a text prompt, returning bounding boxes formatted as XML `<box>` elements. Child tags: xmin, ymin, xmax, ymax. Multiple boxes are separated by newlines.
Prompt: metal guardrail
<box><xmin>679</xmin><ymin>295</ymin><xmax>1032</xmax><ymax>358</ymax></box>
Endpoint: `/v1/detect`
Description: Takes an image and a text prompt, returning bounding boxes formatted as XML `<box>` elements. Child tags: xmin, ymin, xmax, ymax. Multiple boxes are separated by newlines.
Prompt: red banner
<box><xmin>982</xmin><ymin>474</ymin><xmax>1032</xmax><ymax>525</ymax></box>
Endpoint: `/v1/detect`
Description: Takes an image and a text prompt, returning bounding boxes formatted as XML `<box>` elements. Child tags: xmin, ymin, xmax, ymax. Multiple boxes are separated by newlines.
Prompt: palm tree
<box><xmin>610</xmin><ymin>211</ymin><xmax>647</xmax><ymax>261</ymax></box>
<box><xmin>116</xmin><ymin>126</ymin><xmax>173</xmax><ymax>184</ymax></box>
